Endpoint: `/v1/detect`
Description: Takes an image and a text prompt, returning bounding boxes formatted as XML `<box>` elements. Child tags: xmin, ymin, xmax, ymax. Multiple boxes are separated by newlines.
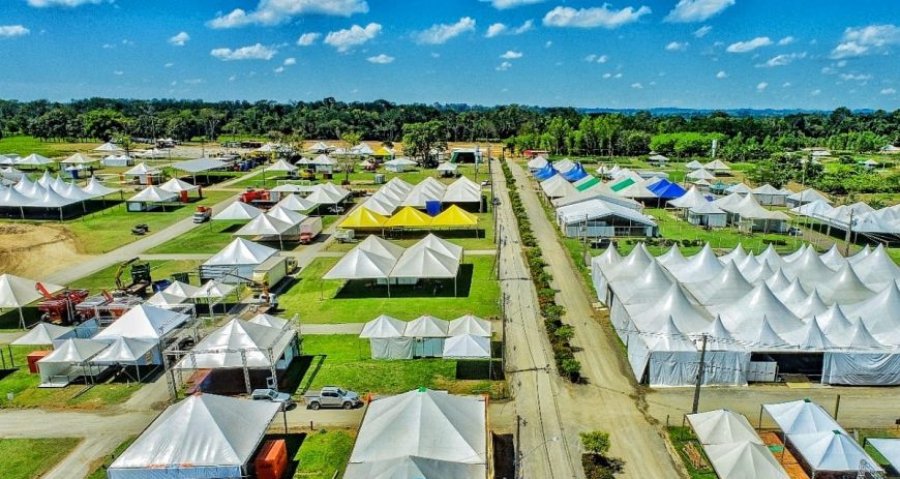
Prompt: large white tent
<box><xmin>360</xmin><ymin>315</ymin><xmax>413</xmax><ymax>359</ymax></box>
<box><xmin>788</xmin><ymin>430</ymin><xmax>882</xmax><ymax>475</ymax></box>
<box><xmin>37</xmin><ymin>338</ymin><xmax>109</xmax><ymax>387</ymax></box>
<box><xmin>94</xmin><ymin>304</ymin><xmax>189</xmax><ymax>343</ymax></box>
<box><xmin>201</xmin><ymin>238</ymin><xmax>279</xmax><ymax>283</ymax></box>
<box><xmin>213</xmin><ymin>201</ymin><xmax>263</xmax><ymax>221</ymax></box>
<box><xmin>175</xmin><ymin>318</ymin><xmax>296</xmax><ymax>370</ymax></box>
<box><xmin>703</xmin><ymin>442</ymin><xmax>790</xmax><ymax>479</ymax></box>
<box><xmin>12</xmin><ymin>322</ymin><xmax>76</xmax><ymax>346</ymax></box>
<box><xmin>687</xmin><ymin>409</ymin><xmax>762</xmax><ymax>445</ymax></box>
<box><xmin>442</xmin><ymin>334</ymin><xmax>491</xmax><ymax>359</ymax></box>
<box><xmin>344</xmin><ymin>389</ymin><xmax>487</xmax><ymax>479</ymax></box>
<box><xmin>107</xmin><ymin>394</ymin><xmax>280</xmax><ymax>479</ymax></box>
<box><xmin>0</xmin><ymin>274</ymin><xmax>65</xmax><ymax>328</ymax></box>
<box><xmin>404</xmin><ymin>315</ymin><xmax>450</xmax><ymax>357</ymax></box>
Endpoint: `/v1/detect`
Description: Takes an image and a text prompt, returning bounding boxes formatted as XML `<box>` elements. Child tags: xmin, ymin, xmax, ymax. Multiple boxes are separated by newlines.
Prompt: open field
<box><xmin>0</xmin><ymin>135</ymin><xmax>99</xmax><ymax>158</ymax></box>
<box><xmin>0</xmin><ymin>437</ymin><xmax>83</xmax><ymax>479</ymax></box>
<box><xmin>293</xmin><ymin>429</ymin><xmax>356</xmax><ymax>479</ymax></box>
<box><xmin>280</xmin><ymin>255</ymin><xmax>500</xmax><ymax>324</ymax></box>
<box><xmin>300</xmin><ymin>334</ymin><xmax>505</xmax><ymax>398</ymax></box>
<box><xmin>0</xmin><ymin>346</ymin><xmax>141</xmax><ymax>409</ymax></box>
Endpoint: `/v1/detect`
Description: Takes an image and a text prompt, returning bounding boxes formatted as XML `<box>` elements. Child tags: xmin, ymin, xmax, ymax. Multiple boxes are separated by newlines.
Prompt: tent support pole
<box><xmin>241</xmin><ymin>349</ymin><xmax>252</xmax><ymax>394</ymax></box>
<box><xmin>18</xmin><ymin>307</ymin><xmax>25</xmax><ymax>329</ymax></box>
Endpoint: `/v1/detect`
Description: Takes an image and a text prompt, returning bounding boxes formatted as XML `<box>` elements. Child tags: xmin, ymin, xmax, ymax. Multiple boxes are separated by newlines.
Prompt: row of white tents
<box><xmin>359</xmin><ymin>314</ymin><xmax>492</xmax><ymax>359</ymax></box>
<box><xmin>686</xmin><ymin>409</ymin><xmax>789</xmax><ymax>479</ymax></box>
<box><xmin>360</xmin><ymin>176</ymin><xmax>482</xmax><ymax>215</ymax></box>
<box><xmin>0</xmin><ymin>174</ymin><xmax>119</xmax><ymax>216</ymax></box>
<box><xmin>792</xmin><ymin>200</ymin><xmax>900</xmax><ymax>236</ymax></box>
<box><xmin>324</xmin><ymin>234</ymin><xmax>465</xmax><ymax>295</ymax></box>
<box><xmin>592</xmin><ymin>241</ymin><xmax>900</xmax><ymax>387</ymax></box>
<box><xmin>265</xmin><ymin>181</ymin><xmax>352</xmax><ymax>206</ymax></box>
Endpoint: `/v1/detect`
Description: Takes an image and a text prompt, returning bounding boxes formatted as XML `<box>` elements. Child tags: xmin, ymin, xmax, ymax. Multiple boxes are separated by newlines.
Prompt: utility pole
<box><xmin>692</xmin><ymin>333</ymin><xmax>708</xmax><ymax>414</ymax></box>
<box><xmin>845</xmin><ymin>209</ymin><xmax>854</xmax><ymax>256</ymax></box>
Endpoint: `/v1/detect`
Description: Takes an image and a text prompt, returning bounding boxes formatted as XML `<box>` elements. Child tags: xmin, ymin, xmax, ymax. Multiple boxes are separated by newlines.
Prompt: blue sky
<box><xmin>1</xmin><ymin>0</ymin><xmax>898</xmax><ymax>110</ymax></box>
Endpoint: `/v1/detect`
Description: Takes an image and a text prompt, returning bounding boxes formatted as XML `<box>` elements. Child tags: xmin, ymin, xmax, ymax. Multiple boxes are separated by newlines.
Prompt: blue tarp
<box><xmin>648</xmin><ymin>179</ymin><xmax>687</xmax><ymax>199</ymax></box>
<box><xmin>534</xmin><ymin>165</ymin><xmax>557</xmax><ymax>181</ymax></box>
<box><xmin>561</xmin><ymin>163</ymin><xmax>588</xmax><ymax>182</ymax></box>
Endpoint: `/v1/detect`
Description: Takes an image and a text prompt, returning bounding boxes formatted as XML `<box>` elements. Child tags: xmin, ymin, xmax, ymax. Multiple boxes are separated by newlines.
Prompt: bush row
<box><xmin>501</xmin><ymin>160</ymin><xmax>582</xmax><ymax>382</ymax></box>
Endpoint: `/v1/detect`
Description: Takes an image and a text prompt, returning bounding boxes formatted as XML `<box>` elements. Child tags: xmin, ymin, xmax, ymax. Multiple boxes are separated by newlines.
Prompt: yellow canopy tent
<box><xmin>430</xmin><ymin>205</ymin><xmax>478</xmax><ymax>227</ymax></box>
<box><xmin>340</xmin><ymin>207</ymin><xmax>388</xmax><ymax>229</ymax></box>
<box><xmin>385</xmin><ymin>206</ymin><xmax>433</xmax><ymax>228</ymax></box>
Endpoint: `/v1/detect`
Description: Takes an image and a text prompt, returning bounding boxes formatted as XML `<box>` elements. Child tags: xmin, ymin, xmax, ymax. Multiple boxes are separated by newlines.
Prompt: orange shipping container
<box><xmin>27</xmin><ymin>350</ymin><xmax>51</xmax><ymax>374</ymax></box>
<box><xmin>255</xmin><ymin>439</ymin><xmax>287</xmax><ymax>479</ymax></box>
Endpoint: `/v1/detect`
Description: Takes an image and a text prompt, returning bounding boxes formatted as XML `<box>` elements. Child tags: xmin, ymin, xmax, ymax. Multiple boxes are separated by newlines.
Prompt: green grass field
<box><xmin>0</xmin><ymin>346</ymin><xmax>141</xmax><ymax>409</ymax></box>
<box><xmin>293</xmin><ymin>429</ymin><xmax>356</xmax><ymax>479</ymax></box>
<box><xmin>85</xmin><ymin>437</ymin><xmax>136</xmax><ymax>479</ymax></box>
<box><xmin>0</xmin><ymin>437</ymin><xmax>82</xmax><ymax>479</ymax></box>
<box><xmin>280</xmin><ymin>255</ymin><xmax>500</xmax><ymax>324</ymax></box>
<box><xmin>145</xmin><ymin>220</ymin><xmax>246</xmax><ymax>254</ymax></box>
<box><xmin>0</xmin><ymin>135</ymin><xmax>98</xmax><ymax>158</ymax></box>
<box><xmin>69</xmin><ymin>259</ymin><xmax>203</xmax><ymax>291</ymax></box>
<box><xmin>300</xmin><ymin>335</ymin><xmax>504</xmax><ymax>397</ymax></box>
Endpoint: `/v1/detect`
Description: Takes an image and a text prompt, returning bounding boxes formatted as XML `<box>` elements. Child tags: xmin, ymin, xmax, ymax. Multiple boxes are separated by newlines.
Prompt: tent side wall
<box><xmin>369</xmin><ymin>337</ymin><xmax>415</xmax><ymax>359</ymax></box>
<box><xmin>821</xmin><ymin>352</ymin><xmax>900</xmax><ymax>386</ymax></box>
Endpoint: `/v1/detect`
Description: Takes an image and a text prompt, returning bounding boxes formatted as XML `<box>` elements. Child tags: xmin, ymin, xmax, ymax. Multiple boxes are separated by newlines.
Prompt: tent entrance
<box><xmin>751</xmin><ymin>353</ymin><xmax>823</xmax><ymax>381</ymax></box>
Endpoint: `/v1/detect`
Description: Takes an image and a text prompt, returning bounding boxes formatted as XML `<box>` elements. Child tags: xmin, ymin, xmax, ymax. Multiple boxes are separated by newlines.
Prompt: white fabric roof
<box><xmin>687</xmin><ymin>168</ymin><xmax>716</xmax><ymax>181</ymax></box>
<box><xmin>234</xmin><ymin>213</ymin><xmax>295</xmax><ymax>237</ymax></box>
<box><xmin>192</xmin><ymin>280</ymin><xmax>236</xmax><ymax>299</ymax></box>
<box><xmin>109</xmin><ymin>394</ymin><xmax>279</xmax><ymax>472</ymax></box>
<box><xmin>324</xmin><ymin>248</ymin><xmax>398</xmax><ymax>280</ymax></box>
<box><xmin>867</xmin><ymin>439</ymin><xmax>900</xmax><ymax>471</ymax></box>
<box><xmin>787</xmin><ymin>188</ymin><xmax>831</xmax><ymax>204</ymax></box>
<box><xmin>264</xmin><ymin>159</ymin><xmax>298</xmax><ymax>172</ymax></box>
<box><xmin>390</xmin><ymin>246</ymin><xmax>460</xmax><ymax>279</ymax></box>
<box><xmin>95</xmin><ymin>304</ymin><xmax>188</xmax><ymax>341</ymax></box>
<box><xmin>442</xmin><ymin>334</ymin><xmax>491</xmax><ymax>359</ymax></box>
<box><xmin>763</xmin><ymin>399</ymin><xmax>842</xmax><ymax>435</ymax></box>
<box><xmin>171</xmin><ymin>158</ymin><xmax>228</xmax><ymax>174</ymax></box>
<box><xmin>685</xmin><ymin>160</ymin><xmax>704</xmax><ymax>169</ymax></box>
<box><xmin>704</xmin><ymin>442</ymin><xmax>789</xmax><ymax>479</ymax></box>
<box><xmin>360</xmin><ymin>315</ymin><xmax>407</xmax><ymax>338</ymax></box>
<box><xmin>38</xmin><ymin>338</ymin><xmax>108</xmax><ymax>364</ymax></box>
<box><xmin>275</xmin><ymin>194</ymin><xmax>316</xmax><ymax>212</ymax></box>
<box><xmin>788</xmin><ymin>430</ymin><xmax>882</xmax><ymax>472</ymax></box>
<box><xmin>159</xmin><ymin>178</ymin><xmax>199</xmax><ymax>194</ymax></box>
<box><xmin>0</xmin><ymin>274</ymin><xmax>64</xmax><ymax>308</ymax></box>
<box><xmin>267</xmin><ymin>205</ymin><xmax>306</xmax><ymax>226</ymax></box>
<box><xmin>213</xmin><ymin>201</ymin><xmax>263</xmax><ymax>221</ymax></box>
<box><xmin>687</xmin><ymin>409</ymin><xmax>762</xmax><ymax>445</ymax></box>
<box><xmin>92</xmin><ymin>337</ymin><xmax>157</xmax><ymax>363</ymax></box>
<box><xmin>20</xmin><ymin>153</ymin><xmax>53</xmax><ymax>166</ymax></box>
<box><xmin>449</xmin><ymin>315</ymin><xmax>491</xmax><ymax>337</ymax></box>
<box><xmin>129</xmin><ymin>185</ymin><xmax>177</xmax><ymax>203</ymax></box>
<box><xmin>346</xmin><ymin>389</ymin><xmax>486</xmax><ymax>478</ymax></box>
<box><xmin>162</xmin><ymin>281</ymin><xmax>200</xmax><ymax>299</ymax></box>
<box><xmin>175</xmin><ymin>319</ymin><xmax>294</xmax><ymax>369</ymax></box>
<box><xmin>404</xmin><ymin>315</ymin><xmax>450</xmax><ymax>337</ymax></box>
<box><xmin>704</xmin><ymin>159</ymin><xmax>731</xmax><ymax>171</ymax></box>
<box><xmin>83</xmin><ymin>177</ymin><xmax>119</xmax><ymax>197</ymax></box>
<box><xmin>204</xmin><ymin>238</ymin><xmax>278</xmax><ymax>266</ymax></box>
<box><xmin>124</xmin><ymin>162</ymin><xmax>159</xmax><ymax>176</ymax></box>
<box><xmin>668</xmin><ymin>186</ymin><xmax>709</xmax><ymax>209</ymax></box>
<box><xmin>556</xmin><ymin>199</ymin><xmax>656</xmax><ymax>227</ymax></box>
<box><xmin>94</xmin><ymin>142</ymin><xmax>121</xmax><ymax>152</ymax></box>
<box><xmin>247</xmin><ymin>313</ymin><xmax>290</xmax><ymax>329</ymax></box>
<box><xmin>540</xmin><ymin>175</ymin><xmax>577</xmax><ymax>198</ymax></box>
<box><xmin>12</xmin><ymin>322</ymin><xmax>73</xmax><ymax>345</ymax></box>
<box><xmin>751</xmin><ymin>183</ymin><xmax>788</xmax><ymax>195</ymax></box>
<box><xmin>61</xmin><ymin>153</ymin><xmax>97</xmax><ymax>165</ymax></box>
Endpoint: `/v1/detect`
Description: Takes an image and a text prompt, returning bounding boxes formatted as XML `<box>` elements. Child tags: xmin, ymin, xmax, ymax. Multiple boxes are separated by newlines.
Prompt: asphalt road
<box><xmin>508</xmin><ymin>160</ymin><xmax>683</xmax><ymax>479</ymax></box>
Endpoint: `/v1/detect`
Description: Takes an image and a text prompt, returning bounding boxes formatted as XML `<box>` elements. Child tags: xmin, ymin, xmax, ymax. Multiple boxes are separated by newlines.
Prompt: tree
<box><xmin>112</xmin><ymin>132</ymin><xmax>134</xmax><ymax>156</ymax></box>
<box><xmin>402</xmin><ymin>120</ymin><xmax>448</xmax><ymax>165</ymax></box>
<box><xmin>81</xmin><ymin>108</ymin><xmax>130</xmax><ymax>141</ymax></box>
<box><xmin>580</xmin><ymin>431</ymin><xmax>611</xmax><ymax>456</ymax></box>
<box><xmin>339</xmin><ymin>131</ymin><xmax>362</xmax><ymax>183</ymax></box>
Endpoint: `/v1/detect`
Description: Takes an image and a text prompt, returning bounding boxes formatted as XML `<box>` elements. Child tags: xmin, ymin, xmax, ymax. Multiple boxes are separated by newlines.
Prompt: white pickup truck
<box><xmin>303</xmin><ymin>386</ymin><xmax>361</xmax><ymax>410</ymax></box>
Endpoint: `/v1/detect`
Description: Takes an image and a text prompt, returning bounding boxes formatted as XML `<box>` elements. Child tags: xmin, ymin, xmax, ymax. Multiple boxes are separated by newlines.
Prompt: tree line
<box><xmin>1</xmin><ymin>98</ymin><xmax>897</xmax><ymax>157</ymax></box>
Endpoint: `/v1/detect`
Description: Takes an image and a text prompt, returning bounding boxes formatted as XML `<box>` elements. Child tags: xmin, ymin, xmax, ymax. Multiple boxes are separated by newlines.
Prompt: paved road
<box><xmin>509</xmin><ymin>161</ymin><xmax>683</xmax><ymax>479</ymax></box>
<box><xmin>492</xmin><ymin>159</ymin><xmax>582</xmax><ymax>479</ymax></box>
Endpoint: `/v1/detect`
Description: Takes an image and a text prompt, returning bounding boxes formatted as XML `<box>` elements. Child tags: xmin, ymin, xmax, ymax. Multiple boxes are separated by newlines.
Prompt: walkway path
<box><xmin>509</xmin><ymin>160</ymin><xmax>682</xmax><ymax>478</ymax></box>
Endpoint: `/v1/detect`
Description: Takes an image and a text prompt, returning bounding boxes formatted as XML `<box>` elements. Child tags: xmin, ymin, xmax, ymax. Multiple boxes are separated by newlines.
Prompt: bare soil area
<box><xmin>0</xmin><ymin>224</ymin><xmax>89</xmax><ymax>278</ymax></box>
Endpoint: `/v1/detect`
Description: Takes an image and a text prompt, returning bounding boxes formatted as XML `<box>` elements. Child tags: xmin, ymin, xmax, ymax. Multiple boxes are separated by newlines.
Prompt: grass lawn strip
<box><xmin>0</xmin><ymin>437</ymin><xmax>82</xmax><ymax>479</ymax></box>
<box><xmin>292</xmin><ymin>429</ymin><xmax>356</xmax><ymax>479</ymax></box>
<box><xmin>69</xmin><ymin>259</ymin><xmax>203</xmax><ymax>291</ymax></box>
<box><xmin>85</xmin><ymin>437</ymin><xmax>137</xmax><ymax>479</ymax></box>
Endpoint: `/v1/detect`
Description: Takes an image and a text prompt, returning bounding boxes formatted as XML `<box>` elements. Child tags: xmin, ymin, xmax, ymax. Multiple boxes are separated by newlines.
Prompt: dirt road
<box><xmin>508</xmin><ymin>160</ymin><xmax>682</xmax><ymax>479</ymax></box>
<box><xmin>492</xmin><ymin>159</ymin><xmax>582</xmax><ymax>479</ymax></box>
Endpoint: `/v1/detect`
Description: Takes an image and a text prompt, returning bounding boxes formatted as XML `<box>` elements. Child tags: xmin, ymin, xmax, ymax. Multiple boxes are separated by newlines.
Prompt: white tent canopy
<box><xmin>442</xmin><ymin>334</ymin><xmax>491</xmax><ymax>359</ymax></box>
<box><xmin>129</xmin><ymin>185</ymin><xmax>177</xmax><ymax>203</ymax></box>
<box><xmin>83</xmin><ymin>177</ymin><xmax>119</xmax><ymax>197</ymax></box>
<box><xmin>359</xmin><ymin>315</ymin><xmax>413</xmax><ymax>360</ymax></box>
<box><xmin>159</xmin><ymin>178</ymin><xmax>199</xmax><ymax>194</ymax></box>
<box><xmin>763</xmin><ymin>399</ymin><xmax>842</xmax><ymax>435</ymax></box>
<box><xmin>688</xmin><ymin>410</ymin><xmax>762</xmax><ymax>446</ymax></box>
<box><xmin>448</xmin><ymin>315</ymin><xmax>491</xmax><ymax>337</ymax></box>
<box><xmin>12</xmin><ymin>322</ymin><xmax>74</xmax><ymax>346</ymax></box>
<box><xmin>787</xmin><ymin>430</ymin><xmax>882</xmax><ymax>474</ymax></box>
<box><xmin>204</xmin><ymin>238</ymin><xmax>278</xmax><ymax>266</ymax></box>
<box><xmin>175</xmin><ymin>319</ymin><xmax>295</xmax><ymax>369</ymax></box>
<box><xmin>94</xmin><ymin>304</ymin><xmax>189</xmax><ymax>341</ymax></box>
<box><xmin>107</xmin><ymin>394</ymin><xmax>280</xmax><ymax>479</ymax></box>
<box><xmin>213</xmin><ymin>201</ymin><xmax>263</xmax><ymax>221</ymax></box>
<box><xmin>703</xmin><ymin>442</ymin><xmax>789</xmax><ymax>479</ymax></box>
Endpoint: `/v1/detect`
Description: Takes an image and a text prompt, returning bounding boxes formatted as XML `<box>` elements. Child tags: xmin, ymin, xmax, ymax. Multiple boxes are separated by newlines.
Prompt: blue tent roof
<box><xmin>649</xmin><ymin>179</ymin><xmax>687</xmax><ymax>199</ymax></box>
<box><xmin>561</xmin><ymin>163</ymin><xmax>588</xmax><ymax>182</ymax></box>
<box><xmin>534</xmin><ymin>164</ymin><xmax>557</xmax><ymax>181</ymax></box>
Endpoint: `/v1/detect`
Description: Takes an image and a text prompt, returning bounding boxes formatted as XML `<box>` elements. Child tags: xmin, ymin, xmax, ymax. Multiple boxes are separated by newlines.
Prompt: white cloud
<box><xmin>584</xmin><ymin>54</ymin><xmax>608</xmax><ymax>63</ymax></box>
<box><xmin>543</xmin><ymin>5</ymin><xmax>651</xmax><ymax>29</ymax></box>
<box><xmin>811</xmin><ymin>89</ymin><xmax>821</xmax><ymax>96</ymax></box>
<box><xmin>716</xmin><ymin>70</ymin><xmax>727</xmax><ymax>79</ymax></box>
<box><xmin>726</xmin><ymin>36</ymin><xmax>773</xmax><ymax>53</ymax></box>
<box><xmin>486</xmin><ymin>23</ymin><xmax>507</xmax><ymax>38</ymax></box>
<box><xmin>831</xmin><ymin>24</ymin><xmax>900</xmax><ymax>58</ymax></box>
<box><xmin>168</xmin><ymin>31</ymin><xmax>190</xmax><ymax>46</ymax></box>
<box><xmin>602</xmin><ymin>73</ymin><xmax>612</xmax><ymax>79</ymax></box>
<box><xmin>367</xmin><ymin>53</ymin><xmax>394</xmax><ymax>64</ymax></box>
<box><xmin>882</xmin><ymin>88</ymin><xmax>897</xmax><ymax>95</ymax></box>
<box><xmin>664</xmin><ymin>0</ymin><xmax>735</xmax><ymax>23</ymax></box>
<box><xmin>836</xmin><ymin>60</ymin><xmax>847</xmax><ymax>67</ymax></box>
<box><xmin>164</xmin><ymin>62</ymin><xmax>174</xmax><ymax>68</ymax></box>
<box><xmin>274</xmin><ymin>66</ymin><xmax>285</xmax><ymax>73</ymax></box>
<box><xmin>757</xmin><ymin>52</ymin><xmax>807</xmax><ymax>67</ymax></box>
<box><xmin>184</xmin><ymin>78</ymin><xmax>204</xmax><ymax>85</ymax></box>
<box><xmin>431</xmin><ymin>52</ymin><xmax>441</xmax><ymax>58</ymax></box>
<box><xmin>113</xmin><ymin>70</ymin><xmax>124</xmax><ymax>76</ymax></box>
<box><xmin>614</xmin><ymin>72</ymin><xmax>622</xmax><ymax>78</ymax></box>
<box><xmin>325</xmin><ymin>23</ymin><xmax>381</xmax><ymax>52</ymax></box>
<box><xmin>297</xmin><ymin>32</ymin><xmax>321</xmax><ymax>46</ymax></box>
<box><xmin>840</xmin><ymin>73</ymin><xmax>872</xmax><ymax>81</ymax></box>
<box><xmin>782</xmin><ymin>82</ymin><xmax>791</xmax><ymax>87</ymax></box>
<box><xmin>778</xmin><ymin>36</ymin><xmax>795</xmax><ymax>46</ymax></box>
<box><xmin>756</xmin><ymin>82</ymin><xmax>768</xmax><ymax>91</ymax></box>
<box><xmin>500</xmin><ymin>50</ymin><xmax>523</xmax><ymax>59</ymax></box>
<box><xmin>208</xmin><ymin>0</ymin><xmax>368</xmax><ymax>28</ymax></box>
<box><xmin>102</xmin><ymin>43</ymin><xmax>114</xmax><ymax>49</ymax></box>
<box><xmin>0</xmin><ymin>25</ymin><xmax>30</xmax><ymax>38</ymax></box>
<box><xmin>283</xmin><ymin>57</ymin><xmax>296</xmax><ymax>66</ymax></box>
<box><xmin>513</xmin><ymin>20</ymin><xmax>535</xmax><ymax>34</ymax></box>
<box><xmin>693</xmin><ymin>25</ymin><xmax>712</xmax><ymax>38</ymax></box>
<box><xmin>482</xmin><ymin>0</ymin><xmax>544</xmax><ymax>9</ymax></box>
<box><xmin>631</xmin><ymin>82</ymin><xmax>643</xmax><ymax>89</ymax></box>
<box><xmin>666</xmin><ymin>41</ymin><xmax>688</xmax><ymax>51</ymax></box>
<box><xmin>545</xmin><ymin>40</ymin><xmax>553</xmax><ymax>48</ymax></box>
<box><xmin>210</xmin><ymin>43</ymin><xmax>277</xmax><ymax>61</ymax></box>
<box><xmin>27</xmin><ymin>0</ymin><xmax>103</xmax><ymax>7</ymax></box>
<box><xmin>414</xmin><ymin>17</ymin><xmax>475</xmax><ymax>44</ymax></box>
<box><xmin>496</xmin><ymin>61</ymin><xmax>512</xmax><ymax>71</ymax></box>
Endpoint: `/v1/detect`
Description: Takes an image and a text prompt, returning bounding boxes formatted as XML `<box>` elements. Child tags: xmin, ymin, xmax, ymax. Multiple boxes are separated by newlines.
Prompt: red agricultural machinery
<box><xmin>35</xmin><ymin>283</ymin><xmax>92</xmax><ymax>325</ymax></box>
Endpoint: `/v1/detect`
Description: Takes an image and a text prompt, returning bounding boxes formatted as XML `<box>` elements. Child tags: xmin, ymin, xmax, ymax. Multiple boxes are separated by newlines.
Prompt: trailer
<box><xmin>251</xmin><ymin>256</ymin><xmax>295</xmax><ymax>290</ymax></box>
<box><xmin>298</xmin><ymin>216</ymin><xmax>324</xmax><ymax>244</ymax></box>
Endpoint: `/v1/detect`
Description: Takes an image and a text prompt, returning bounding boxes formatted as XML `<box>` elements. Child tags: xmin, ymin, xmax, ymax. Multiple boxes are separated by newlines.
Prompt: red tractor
<box><xmin>240</xmin><ymin>188</ymin><xmax>270</xmax><ymax>204</ymax></box>
<box><xmin>35</xmin><ymin>283</ymin><xmax>92</xmax><ymax>325</ymax></box>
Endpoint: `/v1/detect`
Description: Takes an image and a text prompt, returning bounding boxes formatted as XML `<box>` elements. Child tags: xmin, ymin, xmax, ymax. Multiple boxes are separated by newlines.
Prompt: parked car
<box><xmin>250</xmin><ymin>388</ymin><xmax>296</xmax><ymax>410</ymax></box>
<box><xmin>303</xmin><ymin>386</ymin><xmax>361</xmax><ymax>410</ymax></box>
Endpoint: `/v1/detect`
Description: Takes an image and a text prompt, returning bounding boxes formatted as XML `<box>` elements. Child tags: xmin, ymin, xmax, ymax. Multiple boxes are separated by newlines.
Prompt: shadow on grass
<box><xmin>259</xmin><ymin>432</ymin><xmax>305</xmax><ymax>478</ymax></box>
<box><xmin>333</xmin><ymin>263</ymin><xmax>475</xmax><ymax>299</ymax></box>
<box><xmin>381</xmin><ymin>229</ymin><xmax>486</xmax><ymax>241</ymax></box>
<box><xmin>455</xmin><ymin>359</ymin><xmax>504</xmax><ymax>380</ymax></box>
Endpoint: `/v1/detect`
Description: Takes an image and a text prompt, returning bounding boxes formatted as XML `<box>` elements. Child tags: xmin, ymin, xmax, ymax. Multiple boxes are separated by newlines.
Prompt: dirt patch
<box><xmin>0</xmin><ymin>224</ymin><xmax>89</xmax><ymax>278</ymax></box>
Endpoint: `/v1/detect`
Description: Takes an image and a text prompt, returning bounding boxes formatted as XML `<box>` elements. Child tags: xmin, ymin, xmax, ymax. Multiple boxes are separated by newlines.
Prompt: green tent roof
<box><xmin>575</xmin><ymin>176</ymin><xmax>601</xmax><ymax>192</ymax></box>
<box><xmin>610</xmin><ymin>177</ymin><xmax>635</xmax><ymax>192</ymax></box>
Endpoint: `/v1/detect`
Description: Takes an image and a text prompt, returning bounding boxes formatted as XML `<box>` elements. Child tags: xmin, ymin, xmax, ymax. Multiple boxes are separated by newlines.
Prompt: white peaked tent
<box><xmin>442</xmin><ymin>334</ymin><xmax>491</xmax><ymax>359</ymax></box>
<box><xmin>613</xmin><ymin>260</ymin><xmax>673</xmax><ymax>306</ymax></box>
<box><xmin>146</xmin><ymin>291</ymin><xmax>188</xmax><ymax>307</ymax></box>
<box><xmin>266</xmin><ymin>205</ymin><xmax>305</xmax><ymax>226</ymax></box>
<box><xmin>668</xmin><ymin>186</ymin><xmax>709</xmax><ymax>209</ymax></box>
<box><xmin>687</xmin><ymin>168</ymin><xmax>715</xmax><ymax>181</ymax></box>
<box><xmin>627</xmin><ymin>315</ymin><xmax>700</xmax><ymax>387</ymax></box>
<box><xmin>527</xmin><ymin>156</ymin><xmax>549</xmax><ymax>170</ymax></box>
<box><xmin>263</xmin><ymin>159</ymin><xmax>298</xmax><ymax>173</ymax></box>
<box><xmin>248</xmin><ymin>313</ymin><xmax>290</xmax><ymax>329</ymax></box>
<box><xmin>91</xmin><ymin>337</ymin><xmax>160</xmax><ymax>381</ymax></box>
<box><xmin>866</xmin><ymin>439</ymin><xmax>900</xmax><ymax>474</ymax></box>
<box><xmin>61</xmin><ymin>153</ymin><xmax>97</xmax><ymax>165</ymax></box>
<box><xmin>449</xmin><ymin>315</ymin><xmax>491</xmax><ymax>337</ymax></box>
<box><xmin>37</xmin><ymin>338</ymin><xmax>109</xmax><ymax>386</ymax></box>
<box><xmin>162</xmin><ymin>281</ymin><xmax>200</xmax><ymax>300</ymax></box>
<box><xmin>159</xmin><ymin>178</ymin><xmax>199</xmax><ymax>195</ymax></box>
<box><xmin>360</xmin><ymin>196</ymin><xmax>395</xmax><ymax>216</ymax></box>
<box><xmin>751</xmin><ymin>183</ymin><xmax>789</xmax><ymax>206</ymax></box>
<box><xmin>275</xmin><ymin>193</ymin><xmax>316</xmax><ymax>212</ymax></box>
<box><xmin>703</xmin><ymin>442</ymin><xmax>789</xmax><ymax>479</ymax></box>
<box><xmin>685</xmin><ymin>160</ymin><xmax>704</xmax><ymax>170</ymax></box>
<box><xmin>12</xmin><ymin>322</ymin><xmax>75</xmax><ymax>346</ymax></box>
<box><xmin>404</xmin><ymin>315</ymin><xmax>450</xmax><ymax>357</ymax></box>
<box><xmin>787</xmin><ymin>188</ymin><xmax>831</xmax><ymax>207</ymax></box>
<box><xmin>94</xmin><ymin>142</ymin><xmax>121</xmax><ymax>152</ymax></box>
<box><xmin>344</xmin><ymin>389</ymin><xmax>487</xmax><ymax>479</ymax></box>
<box><xmin>305</xmin><ymin>184</ymin><xmax>348</xmax><ymax>205</ymax></box>
<box><xmin>704</xmin><ymin>159</ymin><xmax>731</xmax><ymax>173</ymax></box>
<box><xmin>360</xmin><ymin>315</ymin><xmax>413</xmax><ymax>360</ymax></box>
<box><xmin>107</xmin><ymin>394</ymin><xmax>280</xmax><ymax>479</ymax></box>
<box><xmin>685</xmin><ymin>261</ymin><xmax>753</xmax><ymax>306</ymax></box>
<box><xmin>787</xmin><ymin>430</ymin><xmax>882</xmax><ymax>475</ymax></box>
<box><xmin>213</xmin><ymin>201</ymin><xmax>263</xmax><ymax>221</ymax></box>
<box><xmin>818</xmin><ymin>244</ymin><xmax>846</xmax><ymax>270</ymax></box>
<box><xmin>325</xmin><ymin>248</ymin><xmax>398</xmax><ymax>281</ymax></box>
<box><xmin>0</xmin><ymin>274</ymin><xmax>65</xmax><ymax>328</ymax></box>
<box><xmin>83</xmin><ymin>177</ymin><xmax>119</xmax><ymax>198</ymax></box>
<box><xmin>192</xmin><ymin>280</ymin><xmax>236</xmax><ymax>303</ymax></box>
<box><xmin>175</xmin><ymin>319</ymin><xmax>297</xmax><ymax>385</ymax></box>
<box><xmin>94</xmin><ymin>304</ymin><xmax>188</xmax><ymax>341</ymax></box>
<box><xmin>763</xmin><ymin>399</ymin><xmax>842</xmax><ymax>435</ymax></box>
<box><xmin>687</xmin><ymin>409</ymin><xmax>762</xmax><ymax>445</ymax></box>
<box><xmin>20</xmin><ymin>153</ymin><xmax>53</xmax><ymax>167</ymax></box>
<box><xmin>657</xmin><ymin>244</ymin><xmax>687</xmax><ymax>269</ymax></box>
<box><xmin>128</xmin><ymin>185</ymin><xmax>177</xmax><ymax>203</ymax></box>
<box><xmin>202</xmin><ymin>238</ymin><xmax>278</xmax><ymax>282</ymax></box>
<box><xmin>234</xmin><ymin>214</ymin><xmax>295</xmax><ymax>248</ymax></box>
